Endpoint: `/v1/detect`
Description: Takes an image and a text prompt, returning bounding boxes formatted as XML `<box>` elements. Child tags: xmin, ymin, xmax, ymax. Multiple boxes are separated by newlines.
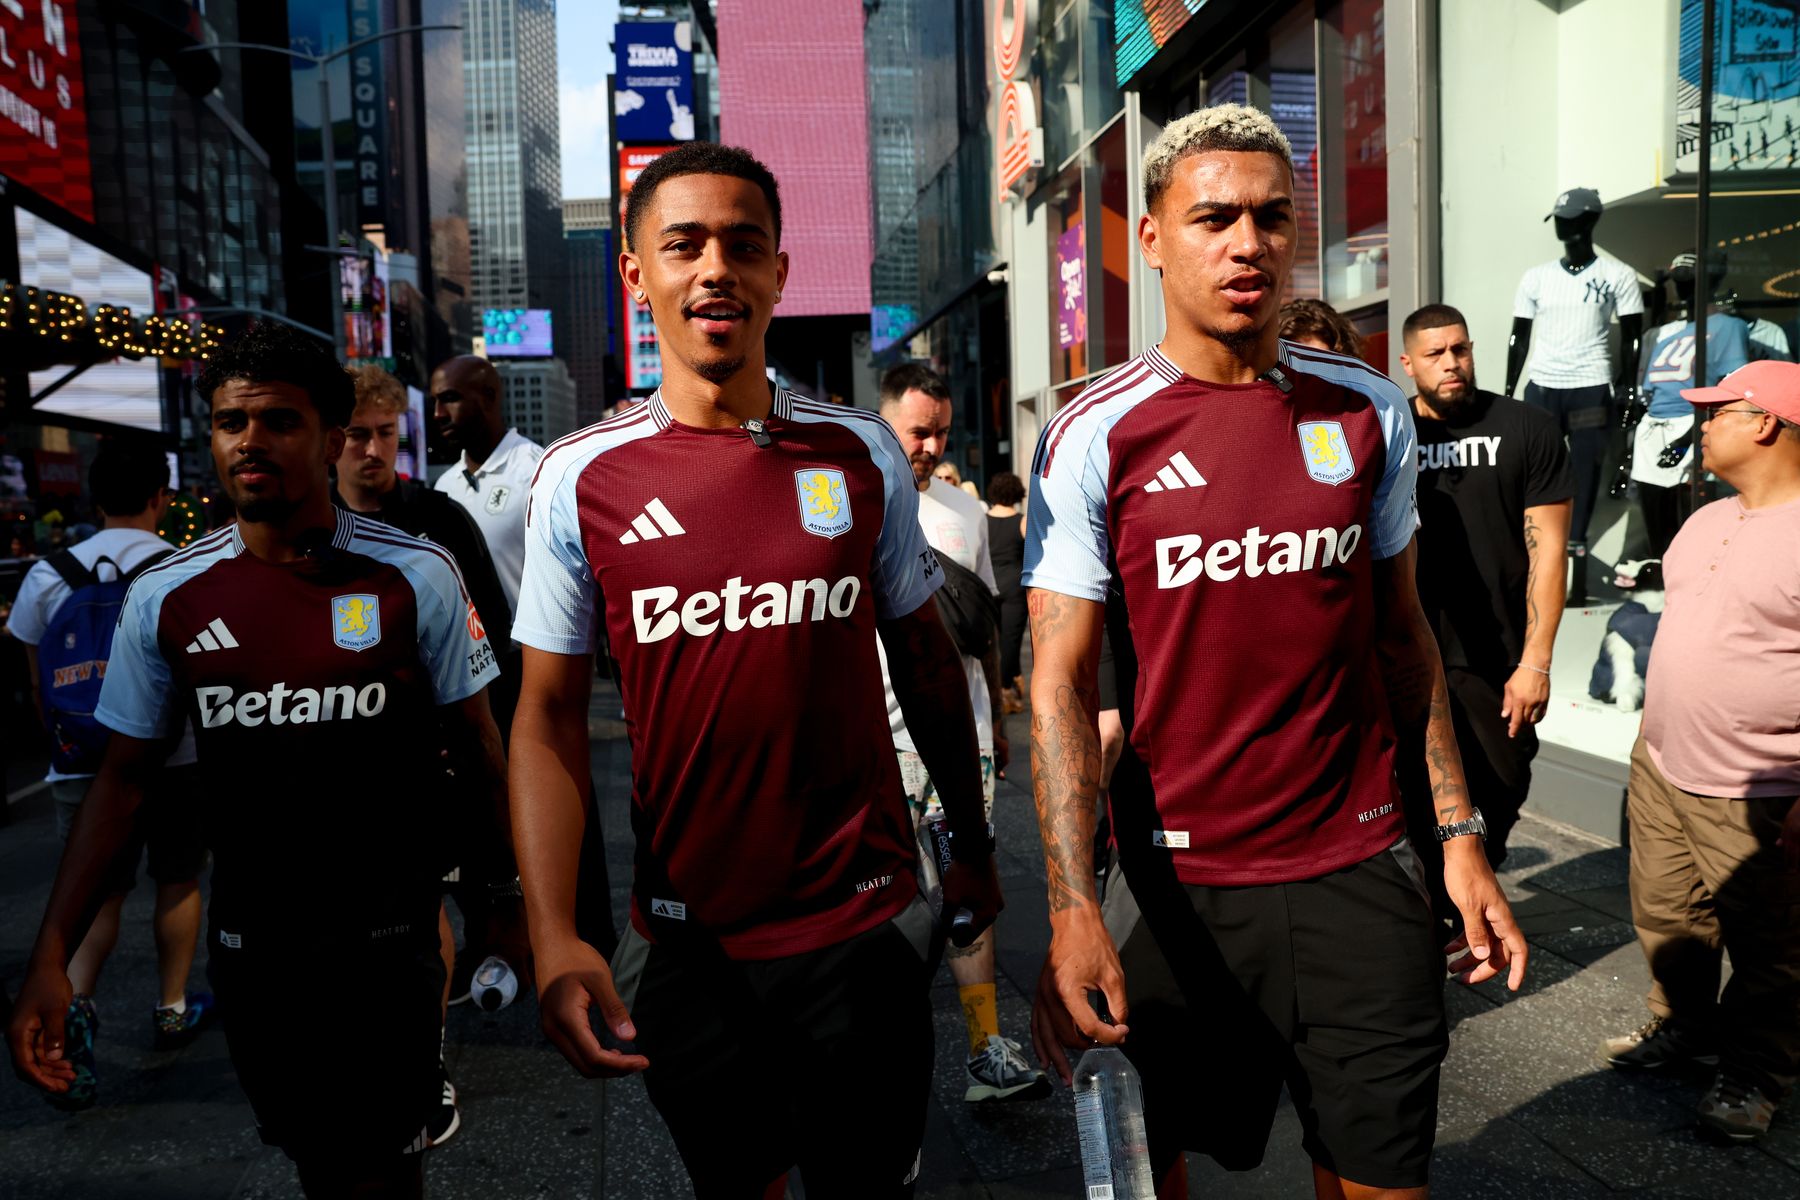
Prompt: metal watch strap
<box><xmin>1434</xmin><ymin>807</ymin><xmax>1488</xmax><ymax>843</ymax></box>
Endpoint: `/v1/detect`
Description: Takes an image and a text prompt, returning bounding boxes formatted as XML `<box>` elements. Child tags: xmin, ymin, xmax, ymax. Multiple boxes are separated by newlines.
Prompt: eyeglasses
<box><xmin>1704</xmin><ymin>406</ymin><xmax>1766</xmax><ymax>419</ymax></box>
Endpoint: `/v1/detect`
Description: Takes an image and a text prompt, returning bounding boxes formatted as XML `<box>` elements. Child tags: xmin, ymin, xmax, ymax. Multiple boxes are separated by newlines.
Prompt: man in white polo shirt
<box><xmin>430</xmin><ymin>353</ymin><xmax>615</xmax><ymax>960</ymax></box>
<box><xmin>430</xmin><ymin>355</ymin><xmax>543</xmax><ymax>619</ymax></box>
<box><xmin>1605</xmin><ymin>360</ymin><xmax>1800</xmax><ymax>1145</ymax></box>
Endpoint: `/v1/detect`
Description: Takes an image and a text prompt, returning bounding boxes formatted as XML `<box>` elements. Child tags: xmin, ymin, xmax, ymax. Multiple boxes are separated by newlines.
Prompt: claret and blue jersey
<box><xmin>514</xmin><ymin>387</ymin><xmax>942</xmax><ymax>959</ymax></box>
<box><xmin>94</xmin><ymin>509</ymin><xmax>500</xmax><ymax>942</ymax></box>
<box><xmin>1023</xmin><ymin>341</ymin><xmax>1420</xmax><ymax>885</ymax></box>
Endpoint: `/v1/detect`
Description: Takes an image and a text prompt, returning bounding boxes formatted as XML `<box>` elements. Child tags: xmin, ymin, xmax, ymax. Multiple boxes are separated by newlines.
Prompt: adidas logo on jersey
<box><xmin>631</xmin><ymin>575</ymin><xmax>863</xmax><ymax>644</ymax></box>
<box><xmin>649</xmin><ymin>898</ymin><xmax>687</xmax><ymax>920</ymax></box>
<box><xmin>185</xmin><ymin>618</ymin><xmax>240</xmax><ymax>654</ymax></box>
<box><xmin>1142</xmin><ymin>451</ymin><xmax>1207</xmax><ymax>493</ymax></box>
<box><xmin>195</xmin><ymin>681</ymin><xmax>388</xmax><ymax>728</ymax></box>
<box><xmin>619</xmin><ymin>497</ymin><xmax>686</xmax><ymax>545</ymax></box>
<box><xmin>1155</xmin><ymin>523</ymin><xmax>1365</xmax><ymax>590</ymax></box>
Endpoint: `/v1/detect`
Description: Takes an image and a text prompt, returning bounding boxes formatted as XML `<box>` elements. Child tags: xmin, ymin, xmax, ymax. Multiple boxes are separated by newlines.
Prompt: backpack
<box><xmin>36</xmin><ymin>547</ymin><xmax>172</xmax><ymax>775</ymax></box>
<box><xmin>931</xmin><ymin>551</ymin><xmax>1000</xmax><ymax>660</ymax></box>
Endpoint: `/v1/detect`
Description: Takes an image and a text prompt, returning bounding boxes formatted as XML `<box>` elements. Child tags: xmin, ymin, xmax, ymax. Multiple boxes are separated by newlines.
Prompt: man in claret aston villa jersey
<box><xmin>1022</xmin><ymin>105</ymin><xmax>1529</xmax><ymax>1198</ymax></box>
<box><xmin>6</xmin><ymin>323</ymin><xmax>519</xmax><ymax>1200</ymax></box>
<box><xmin>510</xmin><ymin>142</ymin><xmax>1001</xmax><ymax>1199</ymax></box>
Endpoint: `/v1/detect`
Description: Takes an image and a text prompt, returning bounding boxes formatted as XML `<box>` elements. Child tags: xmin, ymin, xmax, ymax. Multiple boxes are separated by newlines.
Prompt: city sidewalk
<box><xmin>2</xmin><ymin>694</ymin><xmax>1796</xmax><ymax>1197</ymax></box>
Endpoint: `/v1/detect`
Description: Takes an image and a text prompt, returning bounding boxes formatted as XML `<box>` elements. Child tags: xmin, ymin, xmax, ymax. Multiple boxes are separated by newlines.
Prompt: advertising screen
<box><xmin>15</xmin><ymin>209</ymin><xmax>163</xmax><ymax>432</ymax></box>
<box><xmin>615</xmin><ymin>21</ymin><xmax>695</xmax><ymax>143</ymax></box>
<box><xmin>483</xmin><ymin>308</ymin><xmax>554</xmax><ymax>357</ymax></box>
<box><xmin>0</xmin><ymin>1</ymin><xmax>94</xmax><ymax>221</ymax></box>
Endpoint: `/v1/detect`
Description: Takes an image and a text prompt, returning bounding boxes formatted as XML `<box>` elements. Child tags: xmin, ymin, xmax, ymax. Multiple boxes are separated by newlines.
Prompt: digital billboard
<box><xmin>15</xmin><ymin>209</ymin><xmax>162</xmax><ymax>432</ymax></box>
<box><xmin>0</xmin><ymin>0</ymin><xmax>95</xmax><ymax>221</ymax></box>
<box><xmin>483</xmin><ymin>308</ymin><xmax>554</xmax><ymax>357</ymax></box>
<box><xmin>615</xmin><ymin>21</ymin><xmax>695</xmax><ymax>143</ymax></box>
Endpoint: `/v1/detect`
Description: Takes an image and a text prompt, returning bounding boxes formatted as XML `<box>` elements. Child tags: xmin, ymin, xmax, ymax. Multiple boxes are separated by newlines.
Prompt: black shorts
<box><xmin>611</xmin><ymin>895</ymin><xmax>936</xmax><ymax>1198</ymax></box>
<box><xmin>1104</xmin><ymin>840</ymin><xmax>1447</xmax><ymax>1190</ymax></box>
<box><xmin>207</xmin><ymin>923</ymin><xmax>444</xmax><ymax>1164</ymax></box>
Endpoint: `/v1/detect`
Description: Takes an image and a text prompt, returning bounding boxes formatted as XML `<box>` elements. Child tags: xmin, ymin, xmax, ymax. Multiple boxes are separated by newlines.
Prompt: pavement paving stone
<box><xmin>4</xmin><ymin>700</ymin><xmax>1796</xmax><ymax>1197</ymax></box>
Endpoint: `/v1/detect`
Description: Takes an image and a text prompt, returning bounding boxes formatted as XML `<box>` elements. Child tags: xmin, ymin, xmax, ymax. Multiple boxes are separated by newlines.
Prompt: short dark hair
<box><xmin>1278</xmin><ymin>299</ymin><xmax>1364</xmax><ymax>358</ymax></box>
<box><xmin>986</xmin><ymin>470</ymin><xmax>1025</xmax><ymax>507</ymax></box>
<box><xmin>1402</xmin><ymin>304</ymin><xmax>1470</xmax><ymax>345</ymax></box>
<box><xmin>879</xmin><ymin>362</ymin><xmax>950</xmax><ymax>408</ymax></box>
<box><xmin>624</xmin><ymin>142</ymin><xmax>783</xmax><ymax>253</ymax></box>
<box><xmin>196</xmin><ymin>322</ymin><xmax>353</xmax><ymax>428</ymax></box>
<box><xmin>89</xmin><ymin>440</ymin><xmax>169</xmax><ymax>518</ymax></box>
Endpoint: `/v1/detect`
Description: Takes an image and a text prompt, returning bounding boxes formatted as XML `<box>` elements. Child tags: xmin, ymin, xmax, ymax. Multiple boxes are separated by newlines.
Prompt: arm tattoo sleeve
<box><xmin>1375</xmin><ymin>569</ymin><xmax>1473</xmax><ymax>828</ymax></box>
<box><xmin>1522</xmin><ymin>511</ymin><xmax>1541</xmax><ymax>647</ymax></box>
<box><xmin>1027</xmin><ymin>590</ymin><xmax>1103</xmax><ymax>915</ymax></box>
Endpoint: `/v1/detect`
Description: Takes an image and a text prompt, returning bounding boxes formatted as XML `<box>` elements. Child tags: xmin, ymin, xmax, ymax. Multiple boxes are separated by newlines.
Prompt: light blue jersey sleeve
<box><xmin>868</xmin><ymin>422</ymin><xmax>942</xmax><ymax>620</ymax></box>
<box><xmin>513</xmin><ymin>452</ymin><xmax>601</xmax><ymax>656</ymax></box>
<box><xmin>402</xmin><ymin>551</ymin><xmax>499</xmax><ymax>705</ymax></box>
<box><xmin>1021</xmin><ymin>420</ymin><xmax>1112</xmax><ymax>603</ymax></box>
<box><xmin>1369</xmin><ymin>380</ymin><xmax>1420</xmax><ymax>560</ymax></box>
<box><xmin>94</xmin><ymin>583</ymin><xmax>180</xmax><ymax>741</ymax></box>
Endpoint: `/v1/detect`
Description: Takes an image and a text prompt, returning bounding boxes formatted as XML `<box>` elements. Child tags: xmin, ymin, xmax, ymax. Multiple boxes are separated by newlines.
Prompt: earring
<box><xmin>635</xmin><ymin>292</ymin><xmax>646</xmax><ymax>302</ymax></box>
<box><xmin>774</xmin><ymin>291</ymin><xmax>783</xmax><ymax>301</ymax></box>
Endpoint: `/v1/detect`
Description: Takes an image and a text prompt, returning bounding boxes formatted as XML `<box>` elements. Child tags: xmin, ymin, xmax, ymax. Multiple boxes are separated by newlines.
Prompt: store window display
<box><xmin>1506</xmin><ymin>187</ymin><xmax>1645</xmax><ymax>601</ymax></box>
<box><xmin>1629</xmin><ymin>251</ymin><xmax>1750</xmax><ymax>560</ymax></box>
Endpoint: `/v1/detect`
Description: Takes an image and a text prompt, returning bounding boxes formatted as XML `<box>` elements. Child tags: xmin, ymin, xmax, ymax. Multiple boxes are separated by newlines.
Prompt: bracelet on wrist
<box><xmin>1516</xmin><ymin>663</ymin><xmax>1551</xmax><ymax>678</ymax></box>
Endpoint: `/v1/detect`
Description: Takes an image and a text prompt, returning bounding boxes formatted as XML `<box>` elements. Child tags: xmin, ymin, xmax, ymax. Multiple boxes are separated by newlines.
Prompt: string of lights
<box><xmin>0</xmin><ymin>284</ymin><xmax>224</xmax><ymax>363</ymax></box>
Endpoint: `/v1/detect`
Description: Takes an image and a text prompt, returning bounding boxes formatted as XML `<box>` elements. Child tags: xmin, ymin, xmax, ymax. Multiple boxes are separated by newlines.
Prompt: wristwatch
<box><xmin>486</xmin><ymin>875</ymin><xmax>524</xmax><ymax>899</ymax></box>
<box><xmin>947</xmin><ymin>821</ymin><xmax>998</xmax><ymax>864</ymax></box>
<box><xmin>1434</xmin><ymin>807</ymin><xmax>1488</xmax><ymax>844</ymax></box>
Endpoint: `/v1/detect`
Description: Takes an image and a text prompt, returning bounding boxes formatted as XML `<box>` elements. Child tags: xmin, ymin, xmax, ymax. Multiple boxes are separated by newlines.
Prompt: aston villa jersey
<box><xmin>96</xmin><ymin>510</ymin><xmax>500</xmax><ymax>943</ymax></box>
<box><xmin>514</xmin><ymin>388</ymin><xmax>940</xmax><ymax>959</ymax></box>
<box><xmin>1023</xmin><ymin>343</ymin><xmax>1419</xmax><ymax>886</ymax></box>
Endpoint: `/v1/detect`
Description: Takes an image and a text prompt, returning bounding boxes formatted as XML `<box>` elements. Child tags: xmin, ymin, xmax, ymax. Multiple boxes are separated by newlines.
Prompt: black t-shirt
<box><xmin>986</xmin><ymin>511</ymin><xmax>1024</xmax><ymax>594</ymax></box>
<box><xmin>1413</xmin><ymin>390</ymin><xmax>1574</xmax><ymax>680</ymax></box>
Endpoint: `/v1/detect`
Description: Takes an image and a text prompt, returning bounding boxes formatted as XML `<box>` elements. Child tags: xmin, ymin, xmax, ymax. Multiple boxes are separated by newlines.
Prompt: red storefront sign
<box><xmin>0</xmin><ymin>2</ymin><xmax>94</xmax><ymax>222</ymax></box>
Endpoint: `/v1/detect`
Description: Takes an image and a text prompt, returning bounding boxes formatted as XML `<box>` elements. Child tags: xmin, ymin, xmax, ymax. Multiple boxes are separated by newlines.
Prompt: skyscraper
<box><xmin>564</xmin><ymin>199</ymin><xmax>616</xmax><ymax>427</ymax></box>
<box><xmin>462</xmin><ymin>0</ymin><xmax>563</xmax><ymax>325</ymax></box>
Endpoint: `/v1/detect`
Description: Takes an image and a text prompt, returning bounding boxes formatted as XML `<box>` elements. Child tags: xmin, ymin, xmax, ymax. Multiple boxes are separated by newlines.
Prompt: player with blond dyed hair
<box><xmin>1023</xmin><ymin>102</ymin><xmax>1527</xmax><ymax>1198</ymax></box>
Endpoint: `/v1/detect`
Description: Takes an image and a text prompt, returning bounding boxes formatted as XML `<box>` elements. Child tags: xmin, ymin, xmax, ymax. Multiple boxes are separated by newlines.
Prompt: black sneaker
<box><xmin>426</xmin><ymin>1061</ymin><xmax>461</xmax><ymax>1147</ymax></box>
<box><xmin>1602</xmin><ymin>1016</ymin><xmax>1719</xmax><ymax>1073</ymax></box>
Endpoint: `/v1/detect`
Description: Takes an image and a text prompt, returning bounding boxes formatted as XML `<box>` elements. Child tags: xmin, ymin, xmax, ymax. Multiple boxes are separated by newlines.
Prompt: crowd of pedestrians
<box><xmin>2</xmin><ymin>104</ymin><xmax>1795</xmax><ymax>1199</ymax></box>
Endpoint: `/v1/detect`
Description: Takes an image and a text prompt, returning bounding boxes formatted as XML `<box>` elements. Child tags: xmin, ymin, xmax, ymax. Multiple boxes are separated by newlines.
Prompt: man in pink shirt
<box><xmin>1606</xmin><ymin>360</ymin><xmax>1800</xmax><ymax>1143</ymax></box>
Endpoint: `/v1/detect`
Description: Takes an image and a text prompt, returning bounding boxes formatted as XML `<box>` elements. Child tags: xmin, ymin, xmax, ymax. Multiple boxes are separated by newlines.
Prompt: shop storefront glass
<box><xmin>1319</xmin><ymin>0</ymin><xmax>1388</xmax><ymax>309</ymax></box>
<box><xmin>1434</xmin><ymin>0</ymin><xmax>1797</xmax><ymax>817</ymax></box>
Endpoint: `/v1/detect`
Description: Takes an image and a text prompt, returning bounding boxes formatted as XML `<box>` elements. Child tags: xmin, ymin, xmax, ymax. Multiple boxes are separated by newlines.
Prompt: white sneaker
<box><xmin>964</xmin><ymin>1035</ymin><xmax>1050</xmax><ymax>1103</ymax></box>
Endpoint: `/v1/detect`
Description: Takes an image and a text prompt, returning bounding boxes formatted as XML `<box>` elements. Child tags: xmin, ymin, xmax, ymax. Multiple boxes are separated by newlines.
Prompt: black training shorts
<box><xmin>610</xmin><ymin>894</ymin><xmax>936</xmax><ymax>1199</ymax></box>
<box><xmin>1104</xmin><ymin>839</ymin><xmax>1448</xmax><ymax>1191</ymax></box>
<box><xmin>207</xmin><ymin>919</ymin><xmax>444</xmax><ymax>1165</ymax></box>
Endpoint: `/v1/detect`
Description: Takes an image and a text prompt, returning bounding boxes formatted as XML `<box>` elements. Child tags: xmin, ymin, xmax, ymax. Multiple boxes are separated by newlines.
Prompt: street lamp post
<box><xmin>185</xmin><ymin>24</ymin><xmax>459</xmax><ymax>359</ymax></box>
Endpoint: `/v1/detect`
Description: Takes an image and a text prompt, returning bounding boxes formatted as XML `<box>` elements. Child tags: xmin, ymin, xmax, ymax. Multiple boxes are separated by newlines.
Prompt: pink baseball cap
<box><xmin>1683</xmin><ymin>360</ymin><xmax>1800</xmax><ymax>423</ymax></box>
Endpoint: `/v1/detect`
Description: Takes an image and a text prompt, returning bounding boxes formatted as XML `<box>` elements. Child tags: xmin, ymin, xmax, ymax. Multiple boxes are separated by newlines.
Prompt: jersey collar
<box><xmin>644</xmin><ymin>384</ymin><xmax>795</xmax><ymax>431</ymax></box>
<box><xmin>462</xmin><ymin>427</ymin><xmax>530</xmax><ymax>477</ymax></box>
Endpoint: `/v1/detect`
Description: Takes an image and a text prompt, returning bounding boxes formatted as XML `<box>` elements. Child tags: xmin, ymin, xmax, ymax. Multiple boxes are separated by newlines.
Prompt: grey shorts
<box><xmin>53</xmin><ymin>762</ymin><xmax>207</xmax><ymax>895</ymax></box>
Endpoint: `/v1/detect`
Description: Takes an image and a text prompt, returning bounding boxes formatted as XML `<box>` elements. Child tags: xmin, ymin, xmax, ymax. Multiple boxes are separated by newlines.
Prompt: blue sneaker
<box><xmin>47</xmin><ymin>995</ymin><xmax>98</xmax><ymax>1112</ymax></box>
<box><xmin>152</xmin><ymin>992</ymin><xmax>214</xmax><ymax>1050</ymax></box>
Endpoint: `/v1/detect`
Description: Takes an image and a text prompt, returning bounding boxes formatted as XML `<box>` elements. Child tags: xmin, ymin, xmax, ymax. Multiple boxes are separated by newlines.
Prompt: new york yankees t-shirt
<box><xmin>1513</xmin><ymin>256</ymin><xmax>1645</xmax><ymax>389</ymax></box>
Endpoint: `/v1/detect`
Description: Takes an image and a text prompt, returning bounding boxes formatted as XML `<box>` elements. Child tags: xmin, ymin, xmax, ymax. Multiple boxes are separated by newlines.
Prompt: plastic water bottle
<box><xmin>1072</xmin><ymin>995</ymin><xmax>1154</xmax><ymax>1200</ymax></box>
<box><xmin>471</xmin><ymin>955</ymin><xmax>518</xmax><ymax>1013</ymax></box>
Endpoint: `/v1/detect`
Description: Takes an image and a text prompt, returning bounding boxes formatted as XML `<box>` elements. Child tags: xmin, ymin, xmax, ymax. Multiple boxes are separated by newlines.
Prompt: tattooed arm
<box><xmin>1375</xmin><ymin>539</ymin><xmax>1528</xmax><ymax>990</ymax></box>
<box><xmin>1503</xmin><ymin>500</ymin><xmax>1573</xmax><ymax>737</ymax></box>
<box><xmin>1024</xmin><ymin>587</ymin><xmax>1128</xmax><ymax>1077</ymax></box>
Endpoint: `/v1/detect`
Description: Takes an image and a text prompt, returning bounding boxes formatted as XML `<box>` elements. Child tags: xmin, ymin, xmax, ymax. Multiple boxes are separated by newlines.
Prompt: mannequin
<box><xmin>1631</xmin><ymin>251</ymin><xmax>1750</xmax><ymax>559</ymax></box>
<box><xmin>1507</xmin><ymin>188</ymin><xmax>1645</xmax><ymax>603</ymax></box>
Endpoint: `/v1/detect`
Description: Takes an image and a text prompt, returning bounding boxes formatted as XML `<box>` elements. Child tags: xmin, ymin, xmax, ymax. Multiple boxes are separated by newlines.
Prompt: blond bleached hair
<box><xmin>1141</xmin><ymin>103</ymin><xmax>1294</xmax><ymax>214</ymax></box>
<box><xmin>348</xmin><ymin>363</ymin><xmax>408</xmax><ymax>417</ymax></box>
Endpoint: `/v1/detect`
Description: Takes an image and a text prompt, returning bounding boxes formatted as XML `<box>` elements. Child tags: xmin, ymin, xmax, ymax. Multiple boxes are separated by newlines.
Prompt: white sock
<box><xmin>157</xmin><ymin>997</ymin><xmax>187</xmax><ymax>1015</ymax></box>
